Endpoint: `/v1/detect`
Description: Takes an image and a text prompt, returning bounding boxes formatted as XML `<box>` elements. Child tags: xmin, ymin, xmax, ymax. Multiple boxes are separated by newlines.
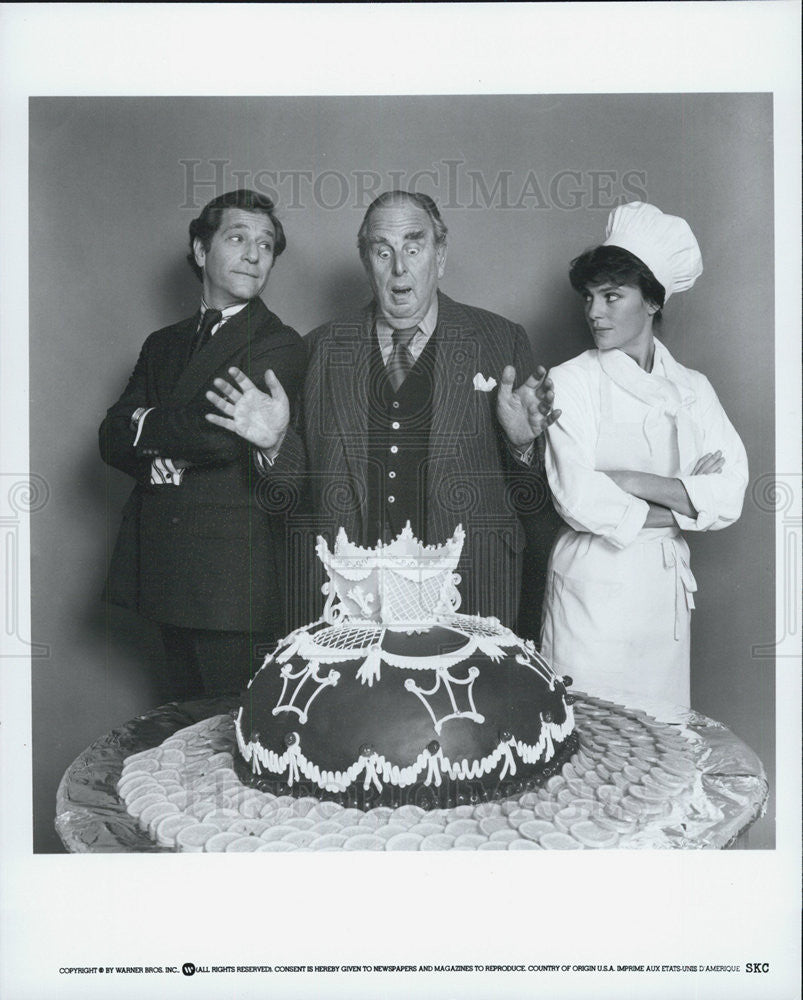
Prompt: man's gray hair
<box><xmin>357</xmin><ymin>190</ymin><xmax>448</xmax><ymax>261</ymax></box>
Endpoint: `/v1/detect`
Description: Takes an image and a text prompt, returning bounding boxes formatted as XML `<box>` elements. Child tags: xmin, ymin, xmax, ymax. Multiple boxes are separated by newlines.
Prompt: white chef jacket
<box><xmin>540</xmin><ymin>339</ymin><xmax>748</xmax><ymax>708</ymax></box>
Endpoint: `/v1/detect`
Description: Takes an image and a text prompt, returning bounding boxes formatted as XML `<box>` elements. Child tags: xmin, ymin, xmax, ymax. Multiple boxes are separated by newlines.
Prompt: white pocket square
<box><xmin>473</xmin><ymin>372</ymin><xmax>497</xmax><ymax>392</ymax></box>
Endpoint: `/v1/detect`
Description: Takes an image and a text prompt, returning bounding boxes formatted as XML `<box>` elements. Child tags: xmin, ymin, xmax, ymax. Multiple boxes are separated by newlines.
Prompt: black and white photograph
<box><xmin>1</xmin><ymin>4</ymin><xmax>800</xmax><ymax>1000</ymax></box>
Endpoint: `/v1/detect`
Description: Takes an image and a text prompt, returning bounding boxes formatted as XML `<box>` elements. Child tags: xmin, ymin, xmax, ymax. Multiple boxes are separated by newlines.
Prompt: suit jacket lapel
<box><xmin>429</xmin><ymin>291</ymin><xmax>481</xmax><ymax>450</ymax></box>
<box><xmin>149</xmin><ymin>314</ymin><xmax>198</xmax><ymax>401</ymax></box>
<box><xmin>325</xmin><ymin>305</ymin><xmax>373</xmax><ymax>512</ymax></box>
<box><xmin>170</xmin><ymin>299</ymin><xmax>281</xmax><ymax>404</ymax></box>
<box><xmin>427</xmin><ymin>293</ymin><xmax>485</xmax><ymax>540</ymax></box>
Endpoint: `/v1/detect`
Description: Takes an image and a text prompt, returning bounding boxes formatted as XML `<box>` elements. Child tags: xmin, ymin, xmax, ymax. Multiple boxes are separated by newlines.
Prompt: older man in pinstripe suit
<box><xmin>206</xmin><ymin>191</ymin><xmax>557</xmax><ymax>628</ymax></box>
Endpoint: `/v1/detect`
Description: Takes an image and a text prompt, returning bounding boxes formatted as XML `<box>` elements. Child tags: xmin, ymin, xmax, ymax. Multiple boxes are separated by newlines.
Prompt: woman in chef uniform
<box><xmin>540</xmin><ymin>202</ymin><xmax>748</xmax><ymax>708</ymax></box>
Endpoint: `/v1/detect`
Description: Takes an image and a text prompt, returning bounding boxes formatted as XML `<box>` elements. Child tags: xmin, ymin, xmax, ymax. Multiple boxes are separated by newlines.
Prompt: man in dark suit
<box><xmin>206</xmin><ymin>191</ymin><xmax>556</xmax><ymax>628</ymax></box>
<box><xmin>100</xmin><ymin>189</ymin><xmax>307</xmax><ymax>697</ymax></box>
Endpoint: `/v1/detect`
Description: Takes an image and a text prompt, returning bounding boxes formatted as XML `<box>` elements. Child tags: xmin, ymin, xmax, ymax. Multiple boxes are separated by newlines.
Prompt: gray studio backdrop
<box><xmin>29</xmin><ymin>94</ymin><xmax>775</xmax><ymax>851</ymax></box>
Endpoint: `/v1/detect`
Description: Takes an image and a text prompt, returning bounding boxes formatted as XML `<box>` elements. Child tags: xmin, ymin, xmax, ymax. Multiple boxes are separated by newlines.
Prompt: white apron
<box><xmin>541</xmin><ymin>344</ymin><xmax>707</xmax><ymax>708</ymax></box>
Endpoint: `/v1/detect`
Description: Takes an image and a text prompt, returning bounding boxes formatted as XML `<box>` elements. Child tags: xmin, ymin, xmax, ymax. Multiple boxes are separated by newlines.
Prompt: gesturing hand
<box><xmin>692</xmin><ymin>451</ymin><xmax>725</xmax><ymax>475</ymax></box>
<box><xmin>496</xmin><ymin>364</ymin><xmax>561</xmax><ymax>450</ymax></box>
<box><xmin>205</xmin><ymin>367</ymin><xmax>290</xmax><ymax>452</ymax></box>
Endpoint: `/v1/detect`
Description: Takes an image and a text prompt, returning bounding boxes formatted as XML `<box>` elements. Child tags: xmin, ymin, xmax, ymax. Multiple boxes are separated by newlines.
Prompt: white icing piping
<box><xmin>246</xmin><ymin>655</ymin><xmax>274</xmax><ymax>691</ymax></box>
<box><xmin>425</xmin><ymin>748</ymin><xmax>444</xmax><ymax>786</ymax></box>
<box><xmin>404</xmin><ymin>666</ymin><xmax>485</xmax><ymax>735</ymax></box>
<box><xmin>260</xmin><ymin>623</ymin><xmax>542</xmax><ymax>682</ymax></box>
<box><xmin>276</xmin><ymin>625</ymin><xmax>384</xmax><ymax>667</ymax></box>
<box><xmin>310</xmin><ymin>624</ymin><xmax>384</xmax><ymax>649</ymax></box>
<box><xmin>514</xmin><ymin>641</ymin><xmax>557</xmax><ymax>688</ymax></box>
<box><xmin>345</xmin><ymin>584</ymin><xmax>376</xmax><ymax>617</ymax></box>
<box><xmin>441</xmin><ymin>614</ymin><xmax>518</xmax><ymax>641</ymax></box>
<box><xmin>254</xmin><ymin>617</ymin><xmax>554</xmax><ymax>684</ymax></box>
<box><xmin>356</xmin><ymin>645</ymin><xmax>383</xmax><ymax>687</ymax></box>
<box><xmin>271</xmin><ymin>663</ymin><xmax>341</xmax><ymax>724</ymax></box>
<box><xmin>235</xmin><ymin>706</ymin><xmax>575</xmax><ymax>795</ymax></box>
<box><xmin>286</xmin><ymin>741</ymin><xmax>301</xmax><ymax>785</ymax></box>
<box><xmin>379</xmin><ymin>632</ymin><xmax>516</xmax><ymax>671</ymax></box>
<box><xmin>498</xmin><ymin>740</ymin><xmax>518</xmax><ymax>779</ymax></box>
<box><xmin>361</xmin><ymin>754</ymin><xmax>384</xmax><ymax>792</ymax></box>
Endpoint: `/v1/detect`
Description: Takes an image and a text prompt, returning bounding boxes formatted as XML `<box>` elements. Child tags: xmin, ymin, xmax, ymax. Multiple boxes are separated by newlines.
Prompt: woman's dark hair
<box><xmin>187</xmin><ymin>189</ymin><xmax>286</xmax><ymax>281</ymax></box>
<box><xmin>569</xmin><ymin>245</ymin><xmax>665</xmax><ymax>320</ymax></box>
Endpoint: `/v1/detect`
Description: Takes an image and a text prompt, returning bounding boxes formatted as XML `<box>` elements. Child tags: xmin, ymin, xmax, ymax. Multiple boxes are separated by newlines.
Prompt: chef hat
<box><xmin>603</xmin><ymin>202</ymin><xmax>703</xmax><ymax>300</ymax></box>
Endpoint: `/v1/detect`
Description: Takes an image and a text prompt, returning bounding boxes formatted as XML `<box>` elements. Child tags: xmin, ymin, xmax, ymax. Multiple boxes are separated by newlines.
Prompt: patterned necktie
<box><xmin>191</xmin><ymin>308</ymin><xmax>223</xmax><ymax>356</ymax></box>
<box><xmin>386</xmin><ymin>326</ymin><xmax>418</xmax><ymax>392</ymax></box>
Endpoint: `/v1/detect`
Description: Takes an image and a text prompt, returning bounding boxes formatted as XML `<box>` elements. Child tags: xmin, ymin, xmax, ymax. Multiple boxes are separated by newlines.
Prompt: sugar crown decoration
<box><xmin>315</xmin><ymin>522</ymin><xmax>465</xmax><ymax>627</ymax></box>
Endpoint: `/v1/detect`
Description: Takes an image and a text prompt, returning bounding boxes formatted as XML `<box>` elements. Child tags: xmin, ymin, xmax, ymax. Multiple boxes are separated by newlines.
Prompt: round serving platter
<box><xmin>56</xmin><ymin>694</ymin><xmax>767</xmax><ymax>853</ymax></box>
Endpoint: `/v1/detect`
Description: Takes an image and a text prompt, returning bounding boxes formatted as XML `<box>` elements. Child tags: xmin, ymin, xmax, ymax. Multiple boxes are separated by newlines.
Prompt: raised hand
<box><xmin>496</xmin><ymin>364</ymin><xmax>561</xmax><ymax>449</ymax></box>
<box><xmin>692</xmin><ymin>451</ymin><xmax>725</xmax><ymax>475</ymax></box>
<box><xmin>205</xmin><ymin>367</ymin><xmax>290</xmax><ymax>451</ymax></box>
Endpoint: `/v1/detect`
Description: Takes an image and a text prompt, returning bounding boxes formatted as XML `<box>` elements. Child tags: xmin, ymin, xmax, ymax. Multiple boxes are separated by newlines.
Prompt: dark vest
<box><xmin>366</xmin><ymin>329</ymin><xmax>438</xmax><ymax>544</ymax></box>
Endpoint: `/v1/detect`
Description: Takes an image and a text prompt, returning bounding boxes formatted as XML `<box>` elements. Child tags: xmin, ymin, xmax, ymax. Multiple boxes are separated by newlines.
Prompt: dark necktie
<box><xmin>386</xmin><ymin>326</ymin><xmax>418</xmax><ymax>392</ymax></box>
<box><xmin>191</xmin><ymin>308</ymin><xmax>223</xmax><ymax>356</ymax></box>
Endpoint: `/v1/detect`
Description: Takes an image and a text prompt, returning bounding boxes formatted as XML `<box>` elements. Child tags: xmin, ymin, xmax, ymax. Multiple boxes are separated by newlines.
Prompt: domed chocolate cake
<box><xmin>235</xmin><ymin>525</ymin><xmax>577</xmax><ymax>809</ymax></box>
